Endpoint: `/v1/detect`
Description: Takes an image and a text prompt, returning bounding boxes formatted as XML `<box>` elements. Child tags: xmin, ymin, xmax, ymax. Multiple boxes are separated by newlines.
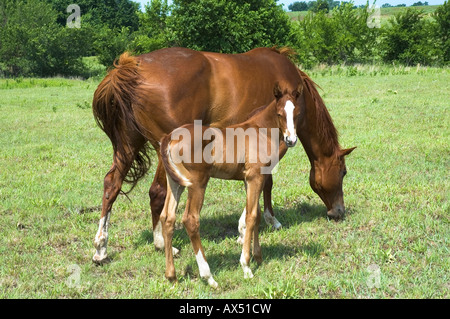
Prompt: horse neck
<box><xmin>298</xmin><ymin>92</ymin><xmax>340</xmax><ymax>164</ymax></box>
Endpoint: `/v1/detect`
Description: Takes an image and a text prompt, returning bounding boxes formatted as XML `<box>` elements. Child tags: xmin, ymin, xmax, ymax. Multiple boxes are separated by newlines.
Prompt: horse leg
<box><xmin>240</xmin><ymin>176</ymin><xmax>264</xmax><ymax>279</ymax></box>
<box><xmin>160</xmin><ymin>174</ymin><xmax>184</xmax><ymax>282</ymax></box>
<box><xmin>262</xmin><ymin>174</ymin><xmax>282</xmax><ymax>230</ymax></box>
<box><xmin>182</xmin><ymin>184</ymin><xmax>218</xmax><ymax>288</ymax></box>
<box><xmin>93</xmin><ymin>155</ymin><xmax>130</xmax><ymax>264</ymax></box>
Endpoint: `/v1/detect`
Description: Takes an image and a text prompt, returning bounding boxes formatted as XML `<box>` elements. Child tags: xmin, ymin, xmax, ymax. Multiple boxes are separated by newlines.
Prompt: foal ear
<box><xmin>293</xmin><ymin>83</ymin><xmax>303</xmax><ymax>99</ymax></box>
<box><xmin>273</xmin><ymin>82</ymin><xmax>283</xmax><ymax>100</ymax></box>
<box><xmin>340</xmin><ymin>147</ymin><xmax>357</xmax><ymax>157</ymax></box>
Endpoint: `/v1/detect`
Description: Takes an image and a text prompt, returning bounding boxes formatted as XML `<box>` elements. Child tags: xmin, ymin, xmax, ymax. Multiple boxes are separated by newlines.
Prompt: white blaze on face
<box><xmin>284</xmin><ymin>100</ymin><xmax>297</xmax><ymax>144</ymax></box>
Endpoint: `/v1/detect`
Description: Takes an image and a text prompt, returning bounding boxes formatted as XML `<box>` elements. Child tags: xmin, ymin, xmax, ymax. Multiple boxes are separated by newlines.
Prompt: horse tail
<box><xmin>92</xmin><ymin>52</ymin><xmax>151</xmax><ymax>193</ymax></box>
<box><xmin>160</xmin><ymin>134</ymin><xmax>192</xmax><ymax>187</ymax></box>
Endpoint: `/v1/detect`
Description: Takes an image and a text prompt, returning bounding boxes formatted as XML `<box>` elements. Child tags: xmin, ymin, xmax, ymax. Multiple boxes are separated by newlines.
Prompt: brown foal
<box><xmin>158</xmin><ymin>83</ymin><xmax>302</xmax><ymax>287</ymax></box>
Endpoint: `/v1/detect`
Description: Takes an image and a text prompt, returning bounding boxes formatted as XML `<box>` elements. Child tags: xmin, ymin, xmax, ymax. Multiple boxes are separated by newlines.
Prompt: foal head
<box><xmin>273</xmin><ymin>82</ymin><xmax>302</xmax><ymax>148</ymax></box>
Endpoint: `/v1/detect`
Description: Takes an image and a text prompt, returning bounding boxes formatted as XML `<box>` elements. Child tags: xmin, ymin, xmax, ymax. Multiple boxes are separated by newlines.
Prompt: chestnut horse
<box><xmin>159</xmin><ymin>83</ymin><xmax>302</xmax><ymax>287</ymax></box>
<box><xmin>92</xmin><ymin>47</ymin><xmax>355</xmax><ymax>264</ymax></box>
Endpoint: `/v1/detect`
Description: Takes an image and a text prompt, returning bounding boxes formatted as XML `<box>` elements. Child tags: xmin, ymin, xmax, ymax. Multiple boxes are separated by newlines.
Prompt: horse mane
<box><xmin>297</xmin><ymin>69</ymin><xmax>341</xmax><ymax>156</ymax></box>
<box><xmin>270</xmin><ymin>46</ymin><xmax>298</xmax><ymax>61</ymax></box>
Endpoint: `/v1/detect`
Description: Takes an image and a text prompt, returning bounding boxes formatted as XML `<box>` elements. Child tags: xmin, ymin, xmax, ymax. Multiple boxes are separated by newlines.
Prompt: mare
<box><xmin>92</xmin><ymin>47</ymin><xmax>355</xmax><ymax>264</ymax></box>
<box><xmin>159</xmin><ymin>83</ymin><xmax>302</xmax><ymax>287</ymax></box>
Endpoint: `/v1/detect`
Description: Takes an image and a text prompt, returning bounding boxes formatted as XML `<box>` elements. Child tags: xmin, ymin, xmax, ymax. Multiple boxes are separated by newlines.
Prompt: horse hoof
<box><xmin>173</xmin><ymin>247</ymin><xmax>180</xmax><ymax>257</ymax></box>
<box><xmin>92</xmin><ymin>252</ymin><xmax>109</xmax><ymax>265</ymax></box>
<box><xmin>207</xmin><ymin>277</ymin><xmax>219</xmax><ymax>288</ymax></box>
<box><xmin>166</xmin><ymin>275</ymin><xmax>178</xmax><ymax>283</ymax></box>
<box><xmin>236</xmin><ymin>236</ymin><xmax>244</xmax><ymax>245</ymax></box>
<box><xmin>243</xmin><ymin>268</ymin><xmax>254</xmax><ymax>279</ymax></box>
<box><xmin>273</xmin><ymin>220</ymin><xmax>282</xmax><ymax>230</ymax></box>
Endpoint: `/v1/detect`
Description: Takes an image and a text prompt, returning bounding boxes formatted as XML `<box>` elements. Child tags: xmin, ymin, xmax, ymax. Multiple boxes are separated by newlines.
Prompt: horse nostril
<box><xmin>285</xmin><ymin>136</ymin><xmax>297</xmax><ymax>147</ymax></box>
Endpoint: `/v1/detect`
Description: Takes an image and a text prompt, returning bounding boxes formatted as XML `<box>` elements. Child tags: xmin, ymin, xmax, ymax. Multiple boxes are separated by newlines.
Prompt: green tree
<box><xmin>292</xmin><ymin>1</ymin><xmax>379</xmax><ymax>66</ymax></box>
<box><xmin>382</xmin><ymin>8</ymin><xmax>437</xmax><ymax>65</ymax></box>
<box><xmin>289</xmin><ymin>1</ymin><xmax>308</xmax><ymax>11</ymax></box>
<box><xmin>44</xmin><ymin>0</ymin><xmax>140</xmax><ymax>31</ymax></box>
<box><xmin>130</xmin><ymin>0</ymin><xmax>171</xmax><ymax>54</ymax></box>
<box><xmin>94</xmin><ymin>26</ymin><xmax>134</xmax><ymax>67</ymax></box>
<box><xmin>433</xmin><ymin>1</ymin><xmax>449</xmax><ymax>63</ymax></box>
<box><xmin>169</xmin><ymin>0</ymin><xmax>293</xmax><ymax>53</ymax></box>
<box><xmin>0</xmin><ymin>0</ymin><xmax>92</xmax><ymax>77</ymax></box>
<box><xmin>311</xmin><ymin>0</ymin><xmax>330</xmax><ymax>12</ymax></box>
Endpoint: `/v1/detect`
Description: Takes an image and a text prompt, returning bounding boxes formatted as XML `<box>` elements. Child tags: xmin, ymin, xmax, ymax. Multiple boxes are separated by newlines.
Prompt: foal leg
<box><xmin>237</xmin><ymin>181</ymin><xmax>247</xmax><ymax>245</ymax></box>
<box><xmin>160</xmin><ymin>175</ymin><xmax>184</xmax><ymax>282</ymax></box>
<box><xmin>253</xmin><ymin>203</ymin><xmax>263</xmax><ymax>264</ymax></box>
<box><xmin>238</xmin><ymin>175</ymin><xmax>281</xmax><ymax>245</ymax></box>
<box><xmin>240</xmin><ymin>176</ymin><xmax>264</xmax><ymax>279</ymax></box>
<box><xmin>183</xmin><ymin>185</ymin><xmax>218</xmax><ymax>288</ymax></box>
<box><xmin>93</xmin><ymin>155</ymin><xmax>130</xmax><ymax>264</ymax></box>
<box><xmin>150</xmin><ymin>161</ymin><xmax>180</xmax><ymax>256</ymax></box>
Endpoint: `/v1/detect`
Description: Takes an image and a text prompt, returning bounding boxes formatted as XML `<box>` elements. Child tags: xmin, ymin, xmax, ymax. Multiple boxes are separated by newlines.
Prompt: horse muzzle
<box><xmin>327</xmin><ymin>204</ymin><xmax>345</xmax><ymax>220</ymax></box>
<box><xmin>284</xmin><ymin>135</ymin><xmax>297</xmax><ymax>148</ymax></box>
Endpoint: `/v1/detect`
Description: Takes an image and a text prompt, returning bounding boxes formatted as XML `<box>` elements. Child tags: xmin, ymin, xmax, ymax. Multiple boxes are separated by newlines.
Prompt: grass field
<box><xmin>0</xmin><ymin>66</ymin><xmax>448</xmax><ymax>299</ymax></box>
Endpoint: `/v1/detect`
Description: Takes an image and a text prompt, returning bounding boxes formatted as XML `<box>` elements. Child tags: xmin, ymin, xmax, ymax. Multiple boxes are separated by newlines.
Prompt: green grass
<box><xmin>0</xmin><ymin>66</ymin><xmax>449</xmax><ymax>298</ymax></box>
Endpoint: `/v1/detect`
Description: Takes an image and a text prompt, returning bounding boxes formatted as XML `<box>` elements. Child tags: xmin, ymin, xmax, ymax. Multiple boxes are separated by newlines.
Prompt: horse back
<box><xmin>133</xmin><ymin>47</ymin><xmax>301</xmax><ymax>146</ymax></box>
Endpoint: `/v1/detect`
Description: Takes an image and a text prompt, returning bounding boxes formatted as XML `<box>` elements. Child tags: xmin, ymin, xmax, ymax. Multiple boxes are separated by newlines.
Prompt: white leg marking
<box><xmin>263</xmin><ymin>208</ymin><xmax>282</xmax><ymax>230</ymax></box>
<box><xmin>196</xmin><ymin>250</ymin><xmax>218</xmax><ymax>288</ymax></box>
<box><xmin>154</xmin><ymin>219</ymin><xmax>180</xmax><ymax>256</ymax></box>
<box><xmin>93</xmin><ymin>214</ymin><xmax>110</xmax><ymax>262</ymax></box>
<box><xmin>237</xmin><ymin>208</ymin><xmax>246</xmax><ymax>245</ymax></box>
<box><xmin>153</xmin><ymin>219</ymin><xmax>164</xmax><ymax>250</ymax></box>
<box><xmin>240</xmin><ymin>250</ymin><xmax>254</xmax><ymax>279</ymax></box>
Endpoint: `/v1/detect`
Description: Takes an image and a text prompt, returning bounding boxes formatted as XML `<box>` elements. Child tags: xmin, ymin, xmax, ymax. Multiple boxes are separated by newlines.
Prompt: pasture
<box><xmin>0</xmin><ymin>66</ymin><xmax>448</xmax><ymax>298</ymax></box>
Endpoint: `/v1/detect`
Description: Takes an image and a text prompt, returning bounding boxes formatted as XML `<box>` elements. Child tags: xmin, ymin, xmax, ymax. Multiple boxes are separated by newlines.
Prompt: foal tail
<box><xmin>92</xmin><ymin>52</ymin><xmax>151</xmax><ymax>192</ymax></box>
<box><xmin>160</xmin><ymin>134</ymin><xmax>192</xmax><ymax>187</ymax></box>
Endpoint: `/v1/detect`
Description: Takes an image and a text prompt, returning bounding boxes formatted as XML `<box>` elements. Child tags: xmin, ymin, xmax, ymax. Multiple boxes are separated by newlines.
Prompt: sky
<box><xmin>134</xmin><ymin>0</ymin><xmax>446</xmax><ymax>11</ymax></box>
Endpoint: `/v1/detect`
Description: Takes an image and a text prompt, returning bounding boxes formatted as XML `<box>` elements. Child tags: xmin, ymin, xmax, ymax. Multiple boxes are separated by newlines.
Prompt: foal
<box><xmin>159</xmin><ymin>83</ymin><xmax>302</xmax><ymax>287</ymax></box>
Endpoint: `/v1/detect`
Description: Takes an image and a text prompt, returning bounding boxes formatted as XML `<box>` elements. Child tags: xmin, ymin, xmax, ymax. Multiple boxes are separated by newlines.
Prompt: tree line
<box><xmin>0</xmin><ymin>0</ymin><xmax>448</xmax><ymax>77</ymax></box>
<box><xmin>288</xmin><ymin>1</ymin><xmax>432</xmax><ymax>12</ymax></box>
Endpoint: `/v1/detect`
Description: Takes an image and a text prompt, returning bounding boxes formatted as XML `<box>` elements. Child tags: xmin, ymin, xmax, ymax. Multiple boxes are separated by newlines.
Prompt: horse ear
<box><xmin>293</xmin><ymin>83</ymin><xmax>303</xmax><ymax>99</ymax></box>
<box><xmin>340</xmin><ymin>147</ymin><xmax>356</xmax><ymax>157</ymax></box>
<box><xmin>273</xmin><ymin>82</ymin><xmax>282</xmax><ymax>100</ymax></box>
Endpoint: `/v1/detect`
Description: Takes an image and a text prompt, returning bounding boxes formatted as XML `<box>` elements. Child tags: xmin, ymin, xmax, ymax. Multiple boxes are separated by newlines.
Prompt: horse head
<box><xmin>273</xmin><ymin>82</ymin><xmax>303</xmax><ymax>148</ymax></box>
